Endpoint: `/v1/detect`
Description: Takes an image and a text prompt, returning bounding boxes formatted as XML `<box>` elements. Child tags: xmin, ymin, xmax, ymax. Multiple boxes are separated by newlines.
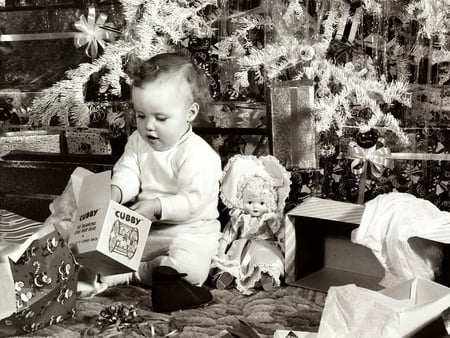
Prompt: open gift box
<box><xmin>275</xmin><ymin>277</ymin><xmax>450</xmax><ymax>337</ymax></box>
<box><xmin>0</xmin><ymin>212</ymin><xmax>78</xmax><ymax>337</ymax></box>
<box><xmin>285</xmin><ymin>196</ymin><xmax>450</xmax><ymax>292</ymax></box>
<box><xmin>68</xmin><ymin>168</ymin><xmax>152</xmax><ymax>275</ymax></box>
<box><xmin>318</xmin><ymin>276</ymin><xmax>450</xmax><ymax>337</ymax></box>
<box><xmin>284</xmin><ymin>197</ymin><xmax>384</xmax><ymax>291</ymax></box>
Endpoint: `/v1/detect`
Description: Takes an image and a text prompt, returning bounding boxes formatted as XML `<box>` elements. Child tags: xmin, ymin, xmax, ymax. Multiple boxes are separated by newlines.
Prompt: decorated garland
<box><xmin>29</xmin><ymin>0</ymin><xmax>218</xmax><ymax>127</ymax></box>
<box><xmin>28</xmin><ymin>0</ymin><xmax>450</xmax><ymax>145</ymax></box>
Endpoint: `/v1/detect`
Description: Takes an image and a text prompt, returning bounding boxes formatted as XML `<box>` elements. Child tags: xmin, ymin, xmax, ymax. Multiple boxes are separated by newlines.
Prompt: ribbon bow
<box><xmin>74</xmin><ymin>6</ymin><xmax>118</xmax><ymax>59</ymax></box>
<box><xmin>346</xmin><ymin>141</ymin><xmax>393</xmax><ymax>178</ymax></box>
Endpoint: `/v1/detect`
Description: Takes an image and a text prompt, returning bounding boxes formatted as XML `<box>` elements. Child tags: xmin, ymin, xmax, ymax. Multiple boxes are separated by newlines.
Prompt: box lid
<box><xmin>287</xmin><ymin>197</ymin><xmax>364</xmax><ymax>224</ymax></box>
<box><xmin>71</xmin><ymin>167</ymin><xmax>111</xmax><ymax>208</ymax></box>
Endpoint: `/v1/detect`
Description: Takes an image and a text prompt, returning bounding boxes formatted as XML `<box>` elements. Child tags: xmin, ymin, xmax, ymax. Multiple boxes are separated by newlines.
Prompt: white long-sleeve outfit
<box><xmin>111</xmin><ymin>128</ymin><xmax>222</xmax><ymax>286</ymax></box>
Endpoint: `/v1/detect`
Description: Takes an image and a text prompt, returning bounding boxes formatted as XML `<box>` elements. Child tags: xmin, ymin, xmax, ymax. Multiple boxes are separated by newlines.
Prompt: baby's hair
<box><xmin>237</xmin><ymin>174</ymin><xmax>278</xmax><ymax>212</ymax></box>
<box><xmin>128</xmin><ymin>52</ymin><xmax>211</xmax><ymax>112</ymax></box>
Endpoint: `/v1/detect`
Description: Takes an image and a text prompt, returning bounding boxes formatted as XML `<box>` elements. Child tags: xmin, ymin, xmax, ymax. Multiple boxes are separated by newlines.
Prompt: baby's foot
<box><xmin>260</xmin><ymin>273</ymin><xmax>275</xmax><ymax>292</ymax></box>
<box><xmin>215</xmin><ymin>272</ymin><xmax>234</xmax><ymax>290</ymax></box>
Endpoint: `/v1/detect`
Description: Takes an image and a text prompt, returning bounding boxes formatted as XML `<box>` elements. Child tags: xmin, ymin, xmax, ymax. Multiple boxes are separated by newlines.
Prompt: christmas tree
<box><xmin>29</xmin><ymin>0</ymin><xmax>450</xmax><ymax>146</ymax></box>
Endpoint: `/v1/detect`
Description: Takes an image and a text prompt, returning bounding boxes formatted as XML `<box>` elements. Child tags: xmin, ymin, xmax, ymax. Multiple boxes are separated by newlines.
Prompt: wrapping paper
<box><xmin>65</xmin><ymin>129</ymin><xmax>112</xmax><ymax>155</ymax></box>
<box><xmin>0</xmin><ymin>210</ymin><xmax>79</xmax><ymax>337</ymax></box>
<box><xmin>318</xmin><ymin>277</ymin><xmax>450</xmax><ymax>337</ymax></box>
<box><xmin>352</xmin><ymin>192</ymin><xmax>449</xmax><ymax>287</ymax></box>
<box><xmin>284</xmin><ymin>197</ymin><xmax>365</xmax><ymax>284</ymax></box>
<box><xmin>0</xmin><ymin>131</ymin><xmax>61</xmax><ymax>157</ymax></box>
<box><xmin>270</xmin><ymin>80</ymin><xmax>316</xmax><ymax>169</ymax></box>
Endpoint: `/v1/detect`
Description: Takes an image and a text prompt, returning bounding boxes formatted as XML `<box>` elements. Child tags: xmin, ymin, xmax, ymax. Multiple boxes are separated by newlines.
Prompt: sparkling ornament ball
<box><xmin>356</xmin><ymin>129</ymin><xmax>378</xmax><ymax>148</ymax></box>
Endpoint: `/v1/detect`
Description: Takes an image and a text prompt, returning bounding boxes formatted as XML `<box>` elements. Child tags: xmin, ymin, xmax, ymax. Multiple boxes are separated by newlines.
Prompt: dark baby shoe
<box><xmin>151</xmin><ymin>266</ymin><xmax>213</xmax><ymax>313</ymax></box>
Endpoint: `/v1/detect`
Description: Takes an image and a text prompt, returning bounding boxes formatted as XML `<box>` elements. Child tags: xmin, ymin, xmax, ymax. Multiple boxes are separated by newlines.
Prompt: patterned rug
<box><xmin>12</xmin><ymin>284</ymin><xmax>326</xmax><ymax>338</ymax></box>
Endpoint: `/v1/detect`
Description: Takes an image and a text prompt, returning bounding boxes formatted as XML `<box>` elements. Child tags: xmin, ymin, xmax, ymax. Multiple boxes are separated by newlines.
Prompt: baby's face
<box><xmin>132</xmin><ymin>76</ymin><xmax>196</xmax><ymax>151</ymax></box>
<box><xmin>242</xmin><ymin>191</ymin><xmax>270</xmax><ymax>217</ymax></box>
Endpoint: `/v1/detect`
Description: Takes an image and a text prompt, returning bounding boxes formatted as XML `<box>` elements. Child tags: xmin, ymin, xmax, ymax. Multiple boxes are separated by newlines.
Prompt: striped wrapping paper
<box><xmin>284</xmin><ymin>197</ymin><xmax>365</xmax><ymax>284</ymax></box>
<box><xmin>286</xmin><ymin>197</ymin><xmax>365</xmax><ymax>224</ymax></box>
<box><xmin>0</xmin><ymin>209</ymin><xmax>43</xmax><ymax>245</ymax></box>
<box><xmin>0</xmin><ymin>209</ymin><xmax>49</xmax><ymax>262</ymax></box>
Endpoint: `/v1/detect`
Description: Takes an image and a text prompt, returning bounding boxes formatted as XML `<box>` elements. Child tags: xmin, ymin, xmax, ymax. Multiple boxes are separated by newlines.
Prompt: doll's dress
<box><xmin>214</xmin><ymin>154</ymin><xmax>290</xmax><ymax>294</ymax></box>
<box><xmin>213</xmin><ymin>211</ymin><xmax>284</xmax><ymax>295</ymax></box>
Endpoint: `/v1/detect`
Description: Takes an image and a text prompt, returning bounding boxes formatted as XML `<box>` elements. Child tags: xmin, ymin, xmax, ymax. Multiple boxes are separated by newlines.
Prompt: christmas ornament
<box><xmin>356</xmin><ymin>129</ymin><xmax>379</xmax><ymax>149</ymax></box>
<box><xmin>74</xmin><ymin>6</ymin><xmax>119</xmax><ymax>59</ymax></box>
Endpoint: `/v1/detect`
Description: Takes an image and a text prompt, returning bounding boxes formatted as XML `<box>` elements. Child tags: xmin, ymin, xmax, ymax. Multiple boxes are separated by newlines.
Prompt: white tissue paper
<box><xmin>352</xmin><ymin>192</ymin><xmax>450</xmax><ymax>287</ymax></box>
<box><xmin>317</xmin><ymin>277</ymin><xmax>450</xmax><ymax>337</ymax></box>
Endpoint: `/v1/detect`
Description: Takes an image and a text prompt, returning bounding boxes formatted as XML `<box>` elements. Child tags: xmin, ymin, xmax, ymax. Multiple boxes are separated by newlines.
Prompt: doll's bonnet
<box><xmin>220</xmin><ymin>155</ymin><xmax>291</xmax><ymax>213</ymax></box>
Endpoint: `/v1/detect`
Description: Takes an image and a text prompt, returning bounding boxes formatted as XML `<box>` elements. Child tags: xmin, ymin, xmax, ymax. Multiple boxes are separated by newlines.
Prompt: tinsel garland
<box><xmin>27</xmin><ymin>0</ymin><xmax>450</xmax><ymax>142</ymax></box>
<box><xmin>29</xmin><ymin>0</ymin><xmax>218</xmax><ymax>128</ymax></box>
<box><xmin>226</xmin><ymin>0</ymin><xmax>405</xmax><ymax>141</ymax></box>
<box><xmin>221</xmin><ymin>0</ymin><xmax>422</xmax><ymax>143</ymax></box>
<box><xmin>362</xmin><ymin>0</ymin><xmax>450</xmax><ymax>45</ymax></box>
<box><xmin>312</xmin><ymin>58</ymin><xmax>410</xmax><ymax>143</ymax></box>
<box><xmin>30</xmin><ymin>42</ymin><xmax>132</xmax><ymax>127</ymax></box>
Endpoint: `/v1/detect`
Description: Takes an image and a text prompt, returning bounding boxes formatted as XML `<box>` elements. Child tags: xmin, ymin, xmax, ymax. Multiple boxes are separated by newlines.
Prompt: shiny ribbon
<box><xmin>0</xmin><ymin>32</ymin><xmax>78</xmax><ymax>42</ymax></box>
<box><xmin>346</xmin><ymin>141</ymin><xmax>393</xmax><ymax>178</ymax></box>
<box><xmin>345</xmin><ymin>140</ymin><xmax>450</xmax><ymax>204</ymax></box>
<box><xmin>74</xmin><ymin>6</ymin><xmax>117</xmax><ymax>59</ymax></box>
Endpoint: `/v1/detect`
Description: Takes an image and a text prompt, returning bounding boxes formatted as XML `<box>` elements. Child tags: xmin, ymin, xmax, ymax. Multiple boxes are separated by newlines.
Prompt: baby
<box><xmin>101</xmin><ymin>52</ymin><xmax>222</xmax><ymax>311</ymax></box>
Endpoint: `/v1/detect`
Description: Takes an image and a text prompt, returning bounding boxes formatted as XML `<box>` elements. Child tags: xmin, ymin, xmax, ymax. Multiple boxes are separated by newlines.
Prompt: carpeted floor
<box><xmin>12</xmin><ymin>284</ymin><xmax>326</xmax><ymax>338</ymax></box>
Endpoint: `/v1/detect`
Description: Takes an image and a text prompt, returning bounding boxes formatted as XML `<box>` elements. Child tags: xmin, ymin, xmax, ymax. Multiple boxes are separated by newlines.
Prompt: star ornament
<box><xmin>74</xmin><ymin>6</ymin><xmax>119</xmax><ymax>59</ymax></box>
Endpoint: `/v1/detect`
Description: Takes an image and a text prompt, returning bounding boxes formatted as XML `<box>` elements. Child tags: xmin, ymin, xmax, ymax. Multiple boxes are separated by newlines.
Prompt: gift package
<box><xmin>0</xmin><ymin>210</ymin><xmax>79</xmax><ymax>337</ymax></box>
<box><xmin>0</xmin><ymin>130</ymin><xmax>62</xmax><ymax>157</ymax></box>
<box><xmin>64</xmin><ymin>129</ymin><xmax>112</xmax><ymax>155</ymax></box>
<box><xmin>269</xmin><ymin>80</ymin><xmax>316</xmax><ymax>169</ymax></box>
<box><xmin>275</xmin><ymin>277</ymin><xmax>450</xmax><ymax>338</ymax></box>
<box><xmin>68</xmin><ymin>167</ymin><xmax>152</xmax><ymax>275</ymax></box>
<box><xmin>284</xmin><ymin>197</ymin><xmax>384</xmax><ymax>292</ymax></box>
<box><xmin>285</xmin><ymin>195</ymin><xmax>450</xmax><ymax>292</ymax></box>
<box><xmin>318</xmin><ymin>277</ymin><xmax>450</xmax><ymax>337</ymax></box>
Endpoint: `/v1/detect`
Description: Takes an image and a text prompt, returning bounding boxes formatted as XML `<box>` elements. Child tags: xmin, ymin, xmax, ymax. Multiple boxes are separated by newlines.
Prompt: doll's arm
<box><xmin>229</xmin><ymin>208</ymin><xmax>243</xmax><ymax>225</ymax></box>
<box><xmin>217</xmin><ymin>220</ymin><xmax>238</xmax><ymax>256</ymax></box>
<box><xmin>261</xmin><ymin>211</ymin><xmax>278</xmax><ymax>222</ymax></box>
<box><xmin>217</xmin><ymin>210</ymin><xmax>245</xmax><ymax>256</ymax></box>
<box><xmin>261</xmin><ymin>212</ymin><xmax>282</xmax><ymax>238</ymax></box>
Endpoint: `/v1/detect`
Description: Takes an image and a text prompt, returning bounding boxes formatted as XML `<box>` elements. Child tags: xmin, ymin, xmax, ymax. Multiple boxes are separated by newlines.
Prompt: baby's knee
<box><xmin>168</xmin><ymin>252</ymin><xmax>211</xmax><ymax>286</ymax></box>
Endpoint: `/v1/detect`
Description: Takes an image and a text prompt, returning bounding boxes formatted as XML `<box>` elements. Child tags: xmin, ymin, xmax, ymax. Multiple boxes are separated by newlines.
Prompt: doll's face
<box><xmin>242</xmin><ymin>190</ymin><xmax>270</xmax><ymax>217</ymax></box>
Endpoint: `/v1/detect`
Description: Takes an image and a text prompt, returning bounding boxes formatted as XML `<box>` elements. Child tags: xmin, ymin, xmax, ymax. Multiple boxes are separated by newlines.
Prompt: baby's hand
<box><xmin>110</xmin><ymin>185</ymin><xmax>122</xmax><ymax>203</ymax></box>
<box><xmin>130</xmin><ymin>199</ymin><xmax>161</xmax><ymax>220</ymax></box>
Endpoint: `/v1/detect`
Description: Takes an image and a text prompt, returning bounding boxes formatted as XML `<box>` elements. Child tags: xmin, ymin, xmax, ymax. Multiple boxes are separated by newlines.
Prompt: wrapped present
<box><xmin>0</xmin><ymin>130</ymin><xmax>62</xmax><ymax>158</ymax></box>
<box><xmin>340</xmin><ymin>128</ymin><xmax>450</xmax><ymax>204</ymax></box>
<box><xmin>318</xmin><ymin>277</ymin><xmax>450</xmax><ymax>337</ymax></box>
<box><xmin>312</xmin><ymin>126</ymin><xmax>450</xmax><ymax>210</ymax></box>
<box><xmin>270</xmin><ymin>80</ymin><xmax>317</xmax><ymax>170</ymax></box>
<box><xmin>0</xmin><ymin>210</ymin><xmax>79</xmax><ymax>337</ymax></box>
<box><xmin>0</xmin><ymin>4</ymin><xmax>121</xmax><ymax>90</ymax></box>
<box><xmin>65</xmin><ymin>129</ymin><xmax>112</xmax><ymax>155</ymax></box>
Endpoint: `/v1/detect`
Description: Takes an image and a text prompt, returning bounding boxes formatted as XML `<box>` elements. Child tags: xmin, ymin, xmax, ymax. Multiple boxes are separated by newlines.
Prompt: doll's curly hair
<box><xmin>127</xmin><ymin>53</ymin><xmax>211</xmax><ymax>114</ymax></box>
<box><xmin>236</xmin><ymin>174</ymin><xmax>278</xmax><ymax>212</ymax></box>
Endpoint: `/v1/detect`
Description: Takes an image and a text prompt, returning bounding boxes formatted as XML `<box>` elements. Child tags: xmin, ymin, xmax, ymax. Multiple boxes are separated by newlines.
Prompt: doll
<box><xmin>212</xmin><ymin>154</ymin><xmax>290</xmax><ymax>294</ymax></box>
